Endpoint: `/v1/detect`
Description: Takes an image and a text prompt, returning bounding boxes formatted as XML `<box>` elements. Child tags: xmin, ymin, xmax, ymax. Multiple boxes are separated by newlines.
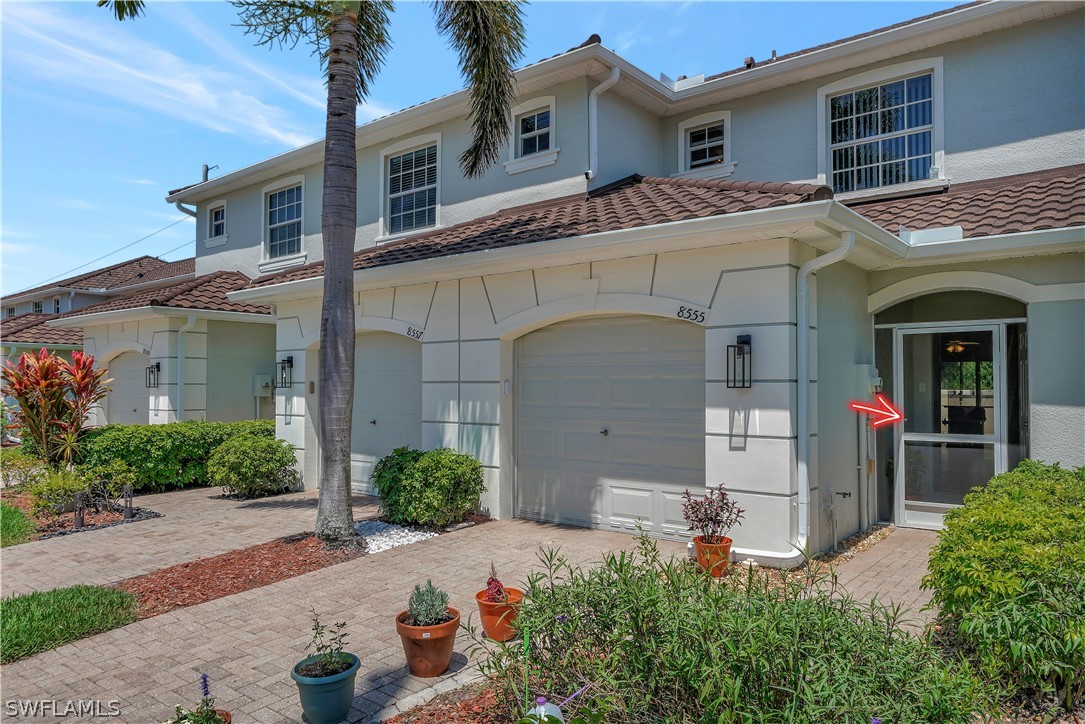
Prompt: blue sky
<box><xmin>1</xmin><ymin>0</ymin><xmax>957</xmax><ymax>295</ymax></box>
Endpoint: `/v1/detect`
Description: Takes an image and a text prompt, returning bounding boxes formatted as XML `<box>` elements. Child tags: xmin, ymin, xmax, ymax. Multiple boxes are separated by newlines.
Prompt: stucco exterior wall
<box><xmin>273</xmin><ymin>237</ymin><xmax>825</xmax><ymax>556</ymax></box>
<box><xmin>1027</xmin><ymin>299</ymin><xmax>1085</xmax><ymax>468</ymax></box>
<box><xmin>205</xmin><ymin>320</ymin><xmax>276</xmax><ymax>422</ymax></box>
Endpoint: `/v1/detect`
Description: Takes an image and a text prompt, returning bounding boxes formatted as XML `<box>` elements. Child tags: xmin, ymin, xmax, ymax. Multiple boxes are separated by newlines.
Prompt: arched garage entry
<box><xmin>515</xmin><ymin>314</ymin><xmax>705</xmax><ymax>538</ymax></box>
<box><xmin>350</xmin><ymin>331</ymin><xmax>422</xmax><ymax>492</ymax></box>
<box><xmin>105</xmin><ymin>351</ymin><xmax>150</xmax><ymax>425</ymax></box>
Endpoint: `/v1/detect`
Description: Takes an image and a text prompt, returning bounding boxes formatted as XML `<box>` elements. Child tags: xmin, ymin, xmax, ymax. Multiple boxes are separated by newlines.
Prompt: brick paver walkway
<box><xmin>832</xmin><ymin>526</ymin><xmax>938</xmax><ymax>627</ymax></box>
<box><xmin>0</xmin><ymin>523</ymin><xmax>938</xmax><ymax>723</ymax></box>
<box><xmin>0</xmin><ymin>487</ymin><xmax>379</xmax><ymax>596</ymax></box>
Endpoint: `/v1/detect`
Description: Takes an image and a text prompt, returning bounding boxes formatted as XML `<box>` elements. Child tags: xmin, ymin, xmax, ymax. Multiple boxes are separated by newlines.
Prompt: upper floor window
<box><xmin>32</xmin><ymin>301</ymin><xmax>43</xmax><ymax>314</ymax></box>
<box><xmin>675</xmin><ymin>111</ymin><xmax>734</xmax><ymax>180</ymax></box>
<box><xmin>517</xmin><ymin>108</ymin><xmax>551</xmax><ymax>157</ymax></box>
<box><xmin>387</xmin><ymin>144</ymin><xmax>438</xmax><ymax>235</ymax></box>
<box><xmin>209</xmin><ymin>204</ymin><xmax>226</xmax><ymax>238</ymax></box>
<box><xmin>5</xmin><ymin>306</ymin><xmax>14</xmax><ymax>318</ymax></box>
<box><xmin>53</xmin><ymin>297</ymin><xmax>61</xmax><ymax>314</ymax></box>
<box><xmin>267</xmin><ymin>184</ymin><xmax>302</xmax><ymax>259</ymax></box>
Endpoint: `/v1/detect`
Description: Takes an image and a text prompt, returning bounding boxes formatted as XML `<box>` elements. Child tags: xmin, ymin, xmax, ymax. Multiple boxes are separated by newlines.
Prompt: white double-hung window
<box><xmin>517</xmin><ymin>107</ymin><xmax>551</xmax><ymax>157</ymax></box>
<box><xmin>675</xmin><ymin>111</ymin><xmax>734</xmax><ymax>180</ymax></box>
<box><xmin>387</xmin><ymin>144</ymin><xmax>438</xmax><ymax>235</ymax></box>
<box><xmin>32</xmin><ymin>301</ymin><xmax>43</xmax><ymax>314</ymax></box>
<box><xmin>5</xmin><ymin>306</ymin><xmax>14</xmax><ymax>318</ymax></box>
<box><xmin>53</xmin><ymin>297</ymin><xmax>61</xmax><ymax>314</ymax></box>
<box><xmin>209</xmin><ymin>204</ymin><xmax>226</xmax><ymax>239</ymax></box>
<box><xmin>266</xmin><ymin>184</ymin><xmax>302</xmax><ymax>259</ymax></box>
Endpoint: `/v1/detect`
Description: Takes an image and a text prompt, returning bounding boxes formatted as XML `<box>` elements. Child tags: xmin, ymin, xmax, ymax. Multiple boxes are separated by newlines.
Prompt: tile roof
<box><xmin>1</xmin><ymin>313</ymin><xmax>83</xmax><ymax>346</ymax></box>
<box><xmin>63</xmin><ymin>271</ymin><xmax>270</xmax><ymax>319</ymax></box>
<box><xmin>849</xmin><ymin>165</ymin><xmax>1085</xmax><ymax>239</ymax></box>
<box><xmin>251</xmin><ymin>174</ymin><xmax>832</xmax><ymax>288</ymax></box>
<box><xmin>705</xmin><ymin>1</ymin><xmax>989</xmax><ymax>81</ymax></box>
<box><xmin>6</xmin><ymin>256</ymin><xmax>195</xmax><ymax>299</ymax></box>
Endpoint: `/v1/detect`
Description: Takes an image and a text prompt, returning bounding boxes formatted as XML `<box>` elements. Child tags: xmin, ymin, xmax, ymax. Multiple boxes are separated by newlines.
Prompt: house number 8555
<box><xmin>676</xmin><ymin>306</ymin><xmax>707</xmax><ymax>324</ymax></box>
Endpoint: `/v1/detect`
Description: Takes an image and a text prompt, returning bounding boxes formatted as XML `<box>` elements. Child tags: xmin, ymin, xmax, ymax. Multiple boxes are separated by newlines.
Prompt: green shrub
<box><xmin>477</xmin><ymin>537</ymin><xmax>992</xmax><ymax>723</ymax></box>
<box><xmin>1</xmin><ymin>584</ymin><xmax>138</xmax><ymax>663</ymax></box>
<box><xmin>0</xmin><ymin>448</ymin><xmax>47</xmax><ymax>489</ymax></box>
<box><xmin>78</xmin><ymin>419</ymin><xmax>274</xmax><ymax>492</ymax></box>
<box><xmin>28</xmin><ymin>470</ymin><xmax>90</xmax><ymax>518</ymax></box>
<box><xmin>1</xmin><ymin>503</ymin><xmax>34</xmax><ymax>547</ymax></box>
<box><xmin>206</xmin><ymin>435</ymin><xmax>299</xmax><ymax>498</ymax></box>
<box><xmin>923</xmin><ymin>460</ymin><xmax>1085</xmax><ymax>708</ymax></box>
<box><xmin>372</xmin><ymin>446</ymin><xmax>484</xmax><ymax>527</ymax></box>
<box><xmin>76</xmin><ymin>459</ymin><xmax>138</xmax><ymax>512</ymax></box>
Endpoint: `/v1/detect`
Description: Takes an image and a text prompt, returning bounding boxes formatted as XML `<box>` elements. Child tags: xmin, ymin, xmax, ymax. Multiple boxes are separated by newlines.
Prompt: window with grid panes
<box><xmin>53</xmin><ymin>297</ymin><xmax>61</xmax><ymax>314</ymax></box>
<box><xmin>687</xmin><ymin>122</ymin><xmax>726</xmax><ymax>169</ymax></box>
<box><xmin>32</xmin><ymin>301</ymin><xmax>43</xmax><ymax>314</ymax></box>
<box><xmin>517</xmin><ymin>108</ymin><xmax>551</xmax><ymax>157</ymax></box>
<box><xmin>209</xmin><ymin>205</ymin><xmax>225</xmax><ymax>238</ymax></box>
<box><xmin>387</xmin><ymin>144</ymin><xmax>437</xmax><ymax>234</ymax></box>
<box><xmin>5</xmin><ymin>307</ymin><xmax>14</xmax><ymax>318</ymax></box>
<box><xmin>267</xmin><ymin>185</ymin><xmax>302</xmax><ymax>258</ymax></box>
<box><xmin>829</xmin><ymin>73</ymin><xmax>933</xmax><ymax>193</ymax></box>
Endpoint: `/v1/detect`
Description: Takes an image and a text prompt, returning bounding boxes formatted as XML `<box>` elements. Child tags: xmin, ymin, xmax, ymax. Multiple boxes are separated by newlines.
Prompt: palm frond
<box><xmin>433</xmin><ymin>0</ymin><xmax>526</xmax><ymax>178</ymax></box>
<box><xmin>96</xmin><ymin>0</ymin><xmax>146</xmax><ymax>21</ymax></box>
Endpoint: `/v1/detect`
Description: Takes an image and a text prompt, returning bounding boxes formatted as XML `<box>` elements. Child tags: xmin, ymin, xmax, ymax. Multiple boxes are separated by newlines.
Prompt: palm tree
<box><xmin>100</xmin><ymin>0</ymin><xmax>525</xmax><ymax>545</ymax></box>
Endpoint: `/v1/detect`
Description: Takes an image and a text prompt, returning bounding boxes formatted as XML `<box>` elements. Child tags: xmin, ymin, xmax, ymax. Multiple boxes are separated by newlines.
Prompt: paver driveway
<box><xmin>0</xmin><ymin>488</ymin><xmax>380</xmax><ymax>596</ymax></box>
<box><xmin>0</xmin><ymin>522</ymin><xmax>937</xmax><ymax>723</ymax></box>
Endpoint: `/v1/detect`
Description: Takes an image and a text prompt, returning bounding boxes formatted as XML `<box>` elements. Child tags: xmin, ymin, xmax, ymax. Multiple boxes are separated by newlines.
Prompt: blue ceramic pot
<box><xmin>290</xmin><ymin>652</ymin><xmax>360</xmax><ymax>724</ymax></box>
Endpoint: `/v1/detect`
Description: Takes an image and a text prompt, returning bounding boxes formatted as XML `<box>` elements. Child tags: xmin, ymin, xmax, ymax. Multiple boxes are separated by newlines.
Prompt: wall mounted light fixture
<box><xmin>145</xmin><ymin>362</ymin><xmax>160</xmax><ymax>388</ymax></box>
<box><xmin>275</xmin><ymin>356</ymin><xmax>294</xmax><ymax>388</ymax></box>
<box><xmin>726</xmin><ymin>334</ymin><xmax>752</xmax><ymax>389</ymax></box>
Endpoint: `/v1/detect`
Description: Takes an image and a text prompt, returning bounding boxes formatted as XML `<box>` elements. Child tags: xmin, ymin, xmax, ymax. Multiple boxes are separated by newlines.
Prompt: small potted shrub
<box><xmin>290</xmin><ymin>609</ymin><xmax>360</xmax><ymax>724</ymax></box>
<box><xmin>165</xmin><ymin>673</ymin><xmax>231</xmax><ymax>723</ymax></box>
<box><xmin>395</xmin><ymin>580</ymin><xmax>460</xmax><ymax>677</ymax></box>
<box><xmin>475</xmin><ymin>563</ymin><xmax>523</xmax><ymax>642</ymax></box>
<box><xmin>683</xmin><ymin>483</ymin><xmax>745</xmax><ymax>577</ymax></box>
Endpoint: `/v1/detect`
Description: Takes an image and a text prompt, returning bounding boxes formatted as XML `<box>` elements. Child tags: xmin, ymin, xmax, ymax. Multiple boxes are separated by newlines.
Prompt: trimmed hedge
<box><xmin>78</xmin><ymin>420</ymin><xmax>274</xmax><ymax>492</ymax></box>
<box><xmin>207</xmin><ymin>435</ymin><xmax>300</xmax><ymax>498</ymax></box>
<box><xmin>924</xmin><ymin>460</ymin><xmax>1085</xmax><ymax>708</ymax></box>
<box><xmin>372</xmin><ymin>446</ymin><xmax>485</xmax><ymax>527</ymax></box>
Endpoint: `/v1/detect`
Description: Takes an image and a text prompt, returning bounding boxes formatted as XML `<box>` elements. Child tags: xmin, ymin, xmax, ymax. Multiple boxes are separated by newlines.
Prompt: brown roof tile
<box><xmin>1</xmin><ymin>313</ymin><xmax>83</xmax><ymax>346</ymax></box>
<box><xmin>251</xmin><ymin>174</ymin><xmax>831</xmax><ymax>289</ymax></box>
<box><xmin>705</xmin><ymin>1</ymin><xmax>990</xmax><ymax>82</ymax></box>
<box><xmin>6</xmin><ymin>255</ymin><xmax>195</xmax><ymax>299</ymax></box>
<box><xmin>63</xmin><ymin>271</ymin><xmax>270</xmax><ymax>319</ymax></box>
<box><xmin>849</xmin><ymin>165</ymin><xmax>1085</xmax><ymax>238</ymax></box>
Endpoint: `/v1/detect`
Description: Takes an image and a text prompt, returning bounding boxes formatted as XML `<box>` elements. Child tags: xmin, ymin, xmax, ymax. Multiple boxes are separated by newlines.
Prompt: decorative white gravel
<box><xmin>354</xmin><ymin>519</ymin><xmax>438</xmax><ymax>553</ymax></box>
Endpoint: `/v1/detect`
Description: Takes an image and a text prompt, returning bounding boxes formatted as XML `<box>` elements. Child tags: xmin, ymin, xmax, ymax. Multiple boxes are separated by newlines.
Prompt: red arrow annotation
<box><xmin>849</xmin><ymin>394</ymin><xmax>904</xmax><ymax>428</ymax></box>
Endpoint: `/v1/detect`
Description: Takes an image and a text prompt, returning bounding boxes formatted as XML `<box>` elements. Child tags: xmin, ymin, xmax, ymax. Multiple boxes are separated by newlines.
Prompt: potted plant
<box><xmin>395</xmin><ymin>579</ymin><xmax>460</xmax><ymax>677</ymax></box>
<box><xmin>683</xmin><ymin>483</ymin><xmax>745</xmax><ymax>577</ymax></box>
<box><xmin>164</xmin><ymin>673</ymin><xmax>231</xmax><ymax>723</ymax></box>
<box><xmin>290</xmin><ymin>609</ymin><xmax>360</xmax><ymax>724</ymax></box>
<box><xmin>475</xmin><ymin>563</ymin><xmax>523</xmax><ymax>642</ymax></box>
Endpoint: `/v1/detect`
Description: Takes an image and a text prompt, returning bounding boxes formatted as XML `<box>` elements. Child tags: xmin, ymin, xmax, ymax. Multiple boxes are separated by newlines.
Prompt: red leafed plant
<box><xmin>484</xmin><ymin>562</ymin><xmax>507</xmax><ymax>603</ymax></box>
<box><xmin>1</xmin><ymin>348</ymin><xmax>111</xmax><ymax>467</ymax></box>
<box><xmin>682</xmin><ymin>483</ymin><xmax>745</xmax><ymax>544</ymax></box>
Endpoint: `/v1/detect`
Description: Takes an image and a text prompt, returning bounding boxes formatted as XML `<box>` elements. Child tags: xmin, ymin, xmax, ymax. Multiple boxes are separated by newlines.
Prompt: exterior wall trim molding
<box><xmin>868</xmin><ymin>271</ymin><xmax>1085</xmax><ymax>313</ymax></box>
<box><xmin>493</xmin><ymin>291</ymin><xmax>704</xmax><ymax>339</ymax></box>
<box><xmin>96</xmin><ymin>339</ymin><xmax>151</xmax><ymax>364</ymax></box>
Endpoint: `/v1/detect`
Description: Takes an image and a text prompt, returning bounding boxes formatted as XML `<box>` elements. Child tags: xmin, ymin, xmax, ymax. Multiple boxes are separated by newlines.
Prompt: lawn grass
<box><xmin>1</xmin><ymin>502</ymin><xmax>35</xmax><ymax>547</ymax></box>
<box><xmin>1</xmin><ymin>585</ymin><xmax>138</xmax><ymax>663</ymax></box>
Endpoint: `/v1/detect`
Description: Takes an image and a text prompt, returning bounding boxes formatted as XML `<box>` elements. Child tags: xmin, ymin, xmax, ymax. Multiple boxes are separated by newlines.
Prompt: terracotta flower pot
<box><xmin>395</xmin><ymin>607</ymin><xmax>460</xmax><ymax>678</ymax></box>
<box><xmin>475</xmin><ymin>588</ymin><xmax>523</xmax><ymax>642</ymax></box>
<box><xmin>693</xmin><ymin>535</ymin><xmax>733</xmax><ymax>577</ymax></box>
<box><xmin>216</xmin><ymin>711</ymin><xmax>232</xmax><ymax>724</ymax></box>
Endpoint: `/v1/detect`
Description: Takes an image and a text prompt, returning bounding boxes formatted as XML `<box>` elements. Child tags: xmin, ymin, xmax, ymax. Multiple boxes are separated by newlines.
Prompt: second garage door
<box><xmin>516</xmin><ymin>314</ymin><xmax>705</xmax><ymax>538</ymax></box>
<box><xmin>106</xmin><ymin>351</ymin><xmax>150</xmax><ymax>425</ymax></box>
<box><xmin>351</xmin><ymin>331</ymin><xmax>423</xmax><ymax>493</ymax></box>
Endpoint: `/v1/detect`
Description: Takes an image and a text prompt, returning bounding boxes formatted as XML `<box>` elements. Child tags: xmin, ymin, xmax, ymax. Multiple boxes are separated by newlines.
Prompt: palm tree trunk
<box><xmin>315</xmin><ymin>11</ymin><xmax>361</xmax><ymax>544</ymax></box>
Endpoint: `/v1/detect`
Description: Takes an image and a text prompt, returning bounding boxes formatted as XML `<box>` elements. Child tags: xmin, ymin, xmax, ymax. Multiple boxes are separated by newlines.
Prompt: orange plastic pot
<box><xmin>475</xmin><ymin>588</ymin><xmax>523</xmax><ymax>642</ymax></box>
<box><xmin>693</xmin><ymin>535</ymin><xmax>733</xmax><ymax>577</ymax></box>
<box><xmin>395</xmin><ymin>608</ymin><xmax>460</xmax><ymax>678</ymax></box>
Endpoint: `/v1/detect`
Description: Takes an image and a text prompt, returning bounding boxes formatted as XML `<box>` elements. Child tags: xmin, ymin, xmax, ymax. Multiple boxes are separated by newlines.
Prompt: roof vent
<box><xmin>771</xmin><ymin>50</ymin><xmax>777</xmax><ymax>61</ymax></box>
<box><xmin>744</xmin><ymin>56</ymin><xmax>755</xmax><ymax>69</ymax></box>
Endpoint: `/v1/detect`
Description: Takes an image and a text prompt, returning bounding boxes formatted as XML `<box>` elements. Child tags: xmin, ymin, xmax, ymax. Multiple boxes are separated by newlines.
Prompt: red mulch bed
<box><xmin>116</xmin><ymin>533</ymin><xmax>364</xmax><ymax>619</ymax></box>
<box><xmin>1</xmin><ymin>490</ymin><xmax>125</xmax><ymax>540</ymax></box>
<box><xmin>386</xmin><ymin>683</ymin><xmax>507</xmax><ymax>724</ymax></box>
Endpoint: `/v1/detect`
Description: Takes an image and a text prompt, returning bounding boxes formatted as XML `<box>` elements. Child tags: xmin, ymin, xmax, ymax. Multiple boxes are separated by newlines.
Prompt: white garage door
<box><xmin>106</xmin><ymin>352</ymin><xmax>149</xmax><ymax>425</ymax></box>
<box><xmin>351</xmin><ymin>332</ymin><xmax>422</xmax><ymax>493</ymax></box>
<box><xmin>516</xmin><ymin>315</ymin><xmax>705</xmax><ymax>538</ymax></box>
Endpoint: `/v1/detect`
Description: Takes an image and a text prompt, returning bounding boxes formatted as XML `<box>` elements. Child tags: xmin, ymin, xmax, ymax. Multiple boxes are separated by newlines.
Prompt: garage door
<box><xmin>351</xmin><ymin>332</ymin><xmax>422</xmax><ymax>493</ymax></box>
<box><xmin>106</xmin><ymin>352</ymin><xmax>149</xmax><ymax>425</ymax></box>
<box><xmin>516</xmin><ymin>315</ymin><xmax>705</xmax><ymax>538</ymax></box>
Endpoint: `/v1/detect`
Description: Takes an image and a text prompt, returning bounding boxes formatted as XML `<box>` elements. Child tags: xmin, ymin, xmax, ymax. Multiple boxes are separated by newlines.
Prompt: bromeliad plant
<box><xmin>1</xmin><ymin>349</ymin><xmax>110</xmax><ymax>468</ymax></box>
<box><xmin>485</xmin><ymin>563</ymin><xmax>508</xmax><ymax>604</ymax></box>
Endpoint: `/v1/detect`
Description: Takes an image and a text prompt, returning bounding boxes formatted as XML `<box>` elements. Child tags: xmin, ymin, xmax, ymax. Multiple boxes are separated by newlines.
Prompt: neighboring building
<box><xmin>0</xmin><ymin>313</ymin><xmax>84</xmax><ymax>363</ymax></box>
<box><xmin>48</xmin><ymin>271</ymin><xmax>276</xmax><ymax>425</ymax></box>
<box><xmin>80</xmin><ymin>1</ymin><xmax>1085</xmax><ymax>562</ymax></box>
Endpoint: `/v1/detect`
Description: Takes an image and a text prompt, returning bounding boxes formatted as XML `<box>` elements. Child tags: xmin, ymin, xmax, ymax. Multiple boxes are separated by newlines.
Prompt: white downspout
<box><xmin>176</xmin><ymin>315</ymin><xmax>197</xmax><ymax>421</ymax></box>
<box><xmin>174</xmin><ymin>201</ymin><xmax>196</xmax><ymax>218</ymax></box>
<box><xmin>731</xmin><ymin>231</ymin><xmax>856</xmax><ymax>567</ymax></box>
<box><xmin>585</xmin><ymin>66</ymin><xmax>620</xmax><ymax>180</ymax></box>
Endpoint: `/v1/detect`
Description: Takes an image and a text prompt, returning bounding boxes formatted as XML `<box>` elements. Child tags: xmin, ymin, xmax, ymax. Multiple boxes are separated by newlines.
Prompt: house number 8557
<box><xmin>406</xmin><ymin>327</ymin><xmax>424</xmax><ymax>340</ymax></box>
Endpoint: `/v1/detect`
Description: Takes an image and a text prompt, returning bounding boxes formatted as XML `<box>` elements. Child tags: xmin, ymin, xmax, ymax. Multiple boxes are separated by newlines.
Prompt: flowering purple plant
<box><xmin>164</xmin><ymin>673</ymin><xmax>226</xmax><ymax>724</ymax></box>
<box><xmin>682</xmin><ymin>483</ymin><xmax>745</xmax><ymax>544</ymax></box>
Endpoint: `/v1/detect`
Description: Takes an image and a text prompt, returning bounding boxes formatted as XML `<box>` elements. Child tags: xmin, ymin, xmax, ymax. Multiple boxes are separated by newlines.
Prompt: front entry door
<box><xmin>894</xmin><ymin>324</ymin><xmax>1004</xmax><ymax>528</ymax></box>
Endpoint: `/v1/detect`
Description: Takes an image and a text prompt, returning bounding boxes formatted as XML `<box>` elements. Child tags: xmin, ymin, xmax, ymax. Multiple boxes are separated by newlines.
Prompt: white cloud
<box><xmin>123</xmin><ymin>178</ymin><xmax>157</xmax><ymax>186</ymax></box>
<box><xmin>3</xmin><ymin>4</ymin><xmax>321</xmax><ymax>148</ymax></box>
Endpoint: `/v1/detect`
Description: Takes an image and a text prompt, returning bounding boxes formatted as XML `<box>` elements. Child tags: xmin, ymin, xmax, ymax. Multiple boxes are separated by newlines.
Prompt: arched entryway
<box><xmin>872</xmin><ymin>290</ymin><xmax>1028</xmax><ymax>527</ymax></box>
<box><xmin>515</xmin><ymin>314</ymin><xmax>705</xmax><ymax>538</ymax></box>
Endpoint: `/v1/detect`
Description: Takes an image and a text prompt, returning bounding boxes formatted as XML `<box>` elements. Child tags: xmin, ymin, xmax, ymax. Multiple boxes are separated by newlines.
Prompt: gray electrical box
<box><xmin>253</xmin><ymin>374</ymin><xmax>274</xmax><ymax>398</ymax></box>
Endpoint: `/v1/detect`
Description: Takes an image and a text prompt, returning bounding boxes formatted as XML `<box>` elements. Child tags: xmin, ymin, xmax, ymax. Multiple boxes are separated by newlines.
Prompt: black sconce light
<box><xmin>275</xmin><ymin>356</ymin><xmax>294</xmax><ymax>388</ymax></box>
<box><xmin>726</xmin><ymin>334</ymin><xmax>752</xmax><ymax>389</ymax></box>
<box><xmin>145</xmin><ymin>361</ymin><xmax>160</xmax><ymax>388</ymax></box>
